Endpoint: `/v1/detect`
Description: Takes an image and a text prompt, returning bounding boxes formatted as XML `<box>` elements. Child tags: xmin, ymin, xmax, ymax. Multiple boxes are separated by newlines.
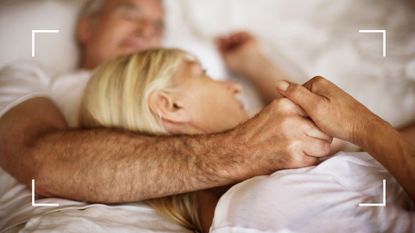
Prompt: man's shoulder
<box><xmin>0</xmin><ymin>60</ymin><xmax>53</xmax><ymax>82</ymax></box>
<box><xmin>0</xmin><ymin>59</ymin><xmax>90</xmax><ymax>83</ymax></box>
<box><xmin>1</xmin><ymin>59</ymin><xmax>49</xmax><ymax>73</ymax></box>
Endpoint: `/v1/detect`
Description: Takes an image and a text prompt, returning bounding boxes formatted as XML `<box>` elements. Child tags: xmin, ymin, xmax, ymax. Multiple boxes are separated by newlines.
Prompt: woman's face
<box><xmin>169</xmin><ymin>60</ymin><xmax>249</xmax><ymax>134</ymax></box>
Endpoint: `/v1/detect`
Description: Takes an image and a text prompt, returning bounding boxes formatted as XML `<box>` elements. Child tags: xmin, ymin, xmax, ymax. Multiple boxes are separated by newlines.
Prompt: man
<box><xmin>0</xmin><ymin>0</ymin><xmax>331</xmax><ymax>205</ymax></box>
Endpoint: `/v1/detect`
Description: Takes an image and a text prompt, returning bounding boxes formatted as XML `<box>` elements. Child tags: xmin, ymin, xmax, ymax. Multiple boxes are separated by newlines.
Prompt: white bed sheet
<box><xmin>1</xmin><ymin>0</ymin><xmax>415</xmax><ymax>232</ymax></box>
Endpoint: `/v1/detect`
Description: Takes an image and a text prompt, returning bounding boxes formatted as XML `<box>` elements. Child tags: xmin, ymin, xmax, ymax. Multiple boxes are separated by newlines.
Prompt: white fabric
<box><xmin>210</xmin><ymin>152</ymin><xmax>415</xmax><ymax>233</ymax></box>
<box><xmin>0</xmin><ymin>169</ymin><xmax>188</xmax><ymax>233</ymax></box>
<box><xmin>0</xmin><ymin>61</ymin><xmax>89</xmax><ymax>127</ymax></box>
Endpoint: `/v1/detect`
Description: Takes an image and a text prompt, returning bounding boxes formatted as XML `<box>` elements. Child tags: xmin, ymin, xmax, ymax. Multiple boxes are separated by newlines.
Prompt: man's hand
<box><xmin>276</xmin><ymin>76</ymin><xmax>381</xmax><ymax>145</ymax></box>
<box><xmin>216</xmin><ymin>31</ymin><xmax>263</xmax><ymax>76</ymax></box>
<box><xmin>225</xmin><ymin>98</ymin><xmax>332</xmax><ymax>179</ymax></box>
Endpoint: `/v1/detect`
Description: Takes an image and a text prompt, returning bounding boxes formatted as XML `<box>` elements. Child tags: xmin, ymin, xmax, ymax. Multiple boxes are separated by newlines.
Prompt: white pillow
<box><xmin>0</xmin><ymin>0</ymin><xmax>86</xmax><ymax>75</ymax></box>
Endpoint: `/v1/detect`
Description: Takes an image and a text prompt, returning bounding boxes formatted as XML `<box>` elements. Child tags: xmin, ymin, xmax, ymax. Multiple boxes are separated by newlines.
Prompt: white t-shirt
<box><xmin>0</xmin><ymin>61</ymin><xmax>189</xmax><ymax>232</ymax></box>
<box><xmin>210</xmin><ymin>152</ymin><xmax>415</xmax><ymax>233</ymax></box>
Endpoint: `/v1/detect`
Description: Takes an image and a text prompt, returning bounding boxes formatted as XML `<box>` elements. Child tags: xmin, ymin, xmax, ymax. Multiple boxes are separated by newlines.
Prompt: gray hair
<box><xmin>80</xmin><ymin>0</ymin><xmax>106</xmax><ymax>18</ymax></box>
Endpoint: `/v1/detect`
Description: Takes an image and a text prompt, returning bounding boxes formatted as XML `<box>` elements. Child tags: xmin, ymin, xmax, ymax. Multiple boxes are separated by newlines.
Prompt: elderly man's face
<box><xmin>78</xmin><ymin>0</ymin><xmax>164</xmax><ymax>69</ymax></box>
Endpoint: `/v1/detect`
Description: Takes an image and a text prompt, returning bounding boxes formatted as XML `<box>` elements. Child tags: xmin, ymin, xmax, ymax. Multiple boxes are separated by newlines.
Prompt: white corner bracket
<box><xmin>31</xmin><ymin>30</ymin><xmax>60</xmax><ymax>57</ymax></box>
<box><xmin>32</xmin><ymin>179</ymin><xmax>59</xmax><ymax>207</ymax></box>
<box><xmin>358</xmin><ymin>30</ymin><xmax>387</xmax><ymax>57</ymax></box>
<box><xmin>358</xmin><ymin>179</ymin><xmax>386</xmax><ymax>207</ymax></box>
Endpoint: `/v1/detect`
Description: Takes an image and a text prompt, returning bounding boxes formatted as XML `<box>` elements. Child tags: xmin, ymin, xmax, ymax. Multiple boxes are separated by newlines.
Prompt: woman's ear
<box><xmin>77</xmin><ymin>17</ymin><xmax>93</xmax><ymax>45</ymax></box>
<box><xmin>149</xmin><ymin>91</ymin><xmax>192</xmax><ymax>123</ymax></box>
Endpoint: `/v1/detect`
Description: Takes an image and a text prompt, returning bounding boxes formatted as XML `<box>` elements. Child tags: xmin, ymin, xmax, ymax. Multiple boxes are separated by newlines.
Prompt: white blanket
<box><xmin>211</xmin><ymin>152</ymin><xmax>415</xmax><ymax>233</ymax></box>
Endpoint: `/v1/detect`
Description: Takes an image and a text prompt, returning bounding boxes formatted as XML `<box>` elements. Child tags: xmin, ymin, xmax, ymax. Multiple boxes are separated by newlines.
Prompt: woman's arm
<box><xmin>399</xmin><ymin>121</ymin><xmax>415</xmax><ymax>146</ymax></box>
<box><xmin>360</xmin><ymin>117</ymin><xmax>415</xmax><ymax>202</ymax></box>
<box><xmin>277</xmin><ymin>76</ymin><xmax>415</xmax><ymax>202</ymax></box>
<box><xmin>216</xmin><ymin>32</ymin><xmax>288</xmax><ymax>104</ymax></box>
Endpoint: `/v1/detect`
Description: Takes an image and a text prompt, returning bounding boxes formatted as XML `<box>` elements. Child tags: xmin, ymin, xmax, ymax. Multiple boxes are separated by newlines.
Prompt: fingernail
<box><xmin>276</xmin><ymin>80</ymin><xmax>289</xmax><ymax>91</ymax></box>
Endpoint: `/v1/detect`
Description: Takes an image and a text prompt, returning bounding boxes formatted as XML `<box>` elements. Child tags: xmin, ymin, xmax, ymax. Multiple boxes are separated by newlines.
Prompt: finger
<box><xmin>305</xmin><ymin>121</ymin><xmax>333</xmax><ymax>142</ymax></box>
<box><xmin>276</xmin><ymin>80</ymin><xmax>322</xmax><ymax>116</ymax></box>
<box><xmin>303</xmin><ymin>76</ymin><xmax>331</xmax><ymax>96</ymax></box>
<box><xmin>274</xmin><ymin>98</ymin><xmax>308</xmax><ymax>117</ymax></box>
<box><xmin>302</xmin><ymin>137</ymin><xmax>331</xmax><ymax>158</ymax></box>
<box><xmin>296</xmin><ymin>153</ymin><xmax>319</xmax><ymax>167</ymax></box>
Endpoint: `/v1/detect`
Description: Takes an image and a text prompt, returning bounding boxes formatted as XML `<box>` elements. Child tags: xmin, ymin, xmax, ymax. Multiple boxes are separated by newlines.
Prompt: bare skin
<box><xmin>78</xmin><ymin>0</ymin><xmax>165</xmax><ymax>69</ymax></box>
<box><xmin>217</xmin><ymin>31</ymin><xmax>352</xmax><ymax>154</ymax></box>
<box><xmin>194</xmin><ymin>77</ymin><xmax>415</xmax><ymax>232</ymax></box>
<box><xmin>217</xmin><ymin>32</ymin><xmax>287</xmax><ymax>104</ymax></box>
<box><xmin>143</xmin><ymin>61</ymin><xmax>331</xmax><ymax>233</ymax></box>
<box><xmin>277</xmin><ymin>77</ymin><xmax>415</xmax><ymax>202</ymax></box>
<box><xmin>0</xmin><ymin>0</ymin><xmax>332</xmax><ymax>202</ymax></box>
<box><xmin>0</xmin><ymin>96</ymin><xmax>331</xmax><ymax>203</ymax></box>
<box><xmin>399</xmin><ymin>121</ymin><xmax>415</xmax><ymax>146</ymax></box>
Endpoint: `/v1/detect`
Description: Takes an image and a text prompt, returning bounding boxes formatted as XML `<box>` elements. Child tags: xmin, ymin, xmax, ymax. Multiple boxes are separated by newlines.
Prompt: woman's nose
<box><xmin>222</xmin><ymin>80</ymin><xmax>242</xmax><ymax>95</ymax></box>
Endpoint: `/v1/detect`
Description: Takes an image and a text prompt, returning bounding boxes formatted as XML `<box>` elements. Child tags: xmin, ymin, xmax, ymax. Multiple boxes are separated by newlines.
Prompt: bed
<box><xmin>0</xmin><ymin>0</ymin><xmax>414</xmax><ymax>232</ymax></box>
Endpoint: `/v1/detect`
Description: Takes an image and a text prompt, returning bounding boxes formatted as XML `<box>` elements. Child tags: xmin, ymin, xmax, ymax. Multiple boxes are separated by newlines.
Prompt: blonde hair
<box><xmin>79</xmin><ymin>48</ymin><xmax>202</xmax><ymax>232</ymax></box>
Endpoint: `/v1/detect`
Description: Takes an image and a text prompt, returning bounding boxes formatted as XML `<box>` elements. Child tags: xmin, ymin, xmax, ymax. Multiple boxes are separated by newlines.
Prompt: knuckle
<box><xmin>312</xmin><ymin>76</ymin><xmax>327</xmax><ymax>84</ymax></box>
<box><xmin>279</xmin><ymin>116</ymin><xmax>295</xmax><ymax>132</ymax></box>
<box><xmin>269</xmin><ymin>99</ymin><xmax>281</xmax><ymax>111</ymax></box>
<box><xmin>316</xmin><ymin>141</ymin><xmax>331</xmax><ymax>155</ymax></box>
<box><xmin>290</xmin><ymin>83</ymin><xmax>302</xmax><ymax>92</ymax></box>
<box><xmin>275</xmin><ymin>98</ymin><xmax>296</xmax><ymax>113</ymax></box>
<box><xmin>309</xmin><ymin>76</ymin><xmax>327</xmax><ymax>92</ymax></box>
<box><xmin>314</xmin><ymin>98</ymin><xmax>328</xmax><ymax>115</ymax></box>
<box><xmin>286</xmin><ymin>140</ymin><xmax>301</xmax><ymax>155</ymax></box>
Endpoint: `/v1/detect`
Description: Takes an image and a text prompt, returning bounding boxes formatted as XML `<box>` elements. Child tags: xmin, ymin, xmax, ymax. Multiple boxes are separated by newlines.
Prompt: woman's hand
<box><xmin>276</xmin><ymin>76</ymin><xmax>385</xmax><ymax>146</ymax></box>
<box><xmin>276</xmin><ymin>76</ymin><xmax>415</xmax><ymax>202</ymax></box>
<box><xmin>216</xmin><ymin>31</ymin><xmax>263</xmax><ymax>76</ymax></box>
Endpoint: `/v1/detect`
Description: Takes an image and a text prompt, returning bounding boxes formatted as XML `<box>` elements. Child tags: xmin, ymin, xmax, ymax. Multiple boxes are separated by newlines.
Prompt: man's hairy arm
<box><xmin>0</xmin><ymin>98</ymin><xmax>238</xmax><ymax>203</ymax></box>
<box><xmin>0</xmin><ymin>97</ymin><xmax>331</xmax><ymax>203</ymax></box>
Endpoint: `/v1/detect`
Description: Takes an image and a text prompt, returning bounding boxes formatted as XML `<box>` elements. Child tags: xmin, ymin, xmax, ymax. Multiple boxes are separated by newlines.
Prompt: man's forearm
<box><xmin>30</xmin><ymin>128</ymin><xmax>246</xmax><ymax>203</ymax></box>
<box><xmin>0</xmin><ymin>98</ymin><xmax>244</xmax><ymax>203</ymax></box>
<box><xmin>1</xmin><ymin>97</ymin><xmax>332</xmax><ymax>204</ymax></box>
<box><xmin>359</xmin><ymin>117</ymin><xmax>415</xmax><ymax>202</ymax></box>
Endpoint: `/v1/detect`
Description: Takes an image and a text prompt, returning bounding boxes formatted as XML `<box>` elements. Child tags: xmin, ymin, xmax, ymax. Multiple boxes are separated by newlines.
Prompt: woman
<box><xmin>79</xmin><ymin>49</ymin><xmax>245</xmax><ymax>232</ymax></box>
<box><xmin>79</xmin><ymin>49</ymin><xmax>414</xmax><ymax>233</ymax></box>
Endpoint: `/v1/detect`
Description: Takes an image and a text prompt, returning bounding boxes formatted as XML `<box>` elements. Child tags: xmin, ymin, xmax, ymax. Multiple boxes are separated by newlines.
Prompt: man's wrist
<box><xmin>209</xmin><ymin>128</ymin><xmax>253</xmax><ymax>181</ymax></box>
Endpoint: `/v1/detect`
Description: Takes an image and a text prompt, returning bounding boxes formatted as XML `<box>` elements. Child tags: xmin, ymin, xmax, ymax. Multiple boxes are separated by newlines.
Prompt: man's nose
<box><xmin>135</xmin><ymin>19</ymin><xmax>157</xmax><ymax>38</ymax></box>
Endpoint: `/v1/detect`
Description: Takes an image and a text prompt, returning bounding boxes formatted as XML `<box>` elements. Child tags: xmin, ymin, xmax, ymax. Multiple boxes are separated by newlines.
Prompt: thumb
<box><xmin>276</xmin><ymin>80</ymin><xmax>321</xmax><ymax>114</ymax></box>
